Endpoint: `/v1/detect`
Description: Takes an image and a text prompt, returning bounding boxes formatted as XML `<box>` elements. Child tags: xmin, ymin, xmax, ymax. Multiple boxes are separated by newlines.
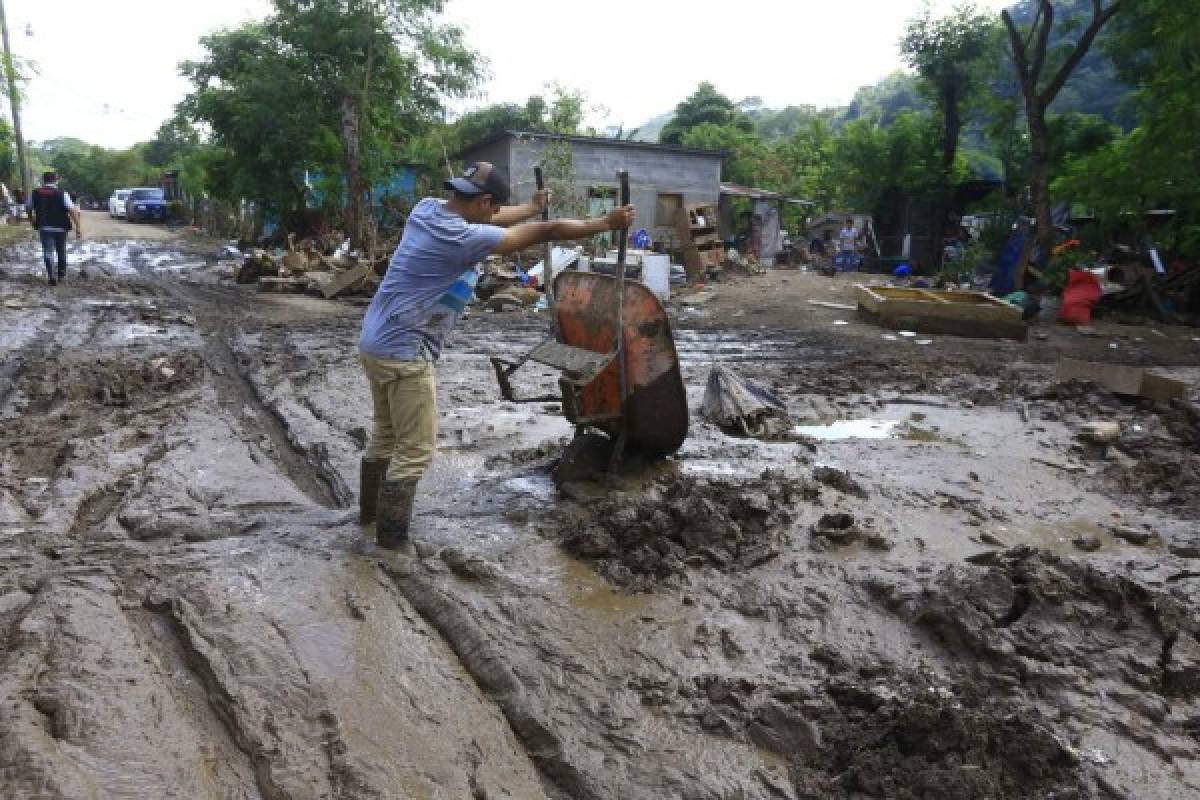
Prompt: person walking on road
<box><xmin>357</xmin><ymin>161</ymin><xmax>635</xmax><ymax>549</ymax></box>
<box><xmin>28</xmin><ymin>171</ymin><xmax>83</xmax><ymax>286</ymax></box>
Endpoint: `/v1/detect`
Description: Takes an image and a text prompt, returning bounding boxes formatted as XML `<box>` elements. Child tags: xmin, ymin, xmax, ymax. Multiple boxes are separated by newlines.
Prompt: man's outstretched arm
<box><xmin>490</xmin><ymin>189</ymin><xmax>550</xmax><ymax>227</ymax></box>
<box><xmin>491</xmin><ymin>205</ymin><xmax>635</xmax><ymax>256</ymax></box>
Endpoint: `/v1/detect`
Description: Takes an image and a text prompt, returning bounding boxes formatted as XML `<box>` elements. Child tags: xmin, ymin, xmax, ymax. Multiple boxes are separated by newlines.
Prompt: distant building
<box><xmin>454</xmin><ymin>131</ymin><xmax>724</xmax><ymax>244</ymax></box>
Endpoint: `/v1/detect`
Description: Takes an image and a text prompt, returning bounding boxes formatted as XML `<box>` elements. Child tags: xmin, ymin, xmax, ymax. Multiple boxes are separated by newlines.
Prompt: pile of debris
<box><xmin>1098</xmin><ymin>262</ymin><xmax>1200</xmax><ymax>323</ymax></box>
<box><xmin>236</xmin><ymin>232</ymin><xmax>394</xmax><ymax>299</ymax></box>
<box><xmin>475</xmin><ymin>247</ymin><xmax>587</xmax><ymax>312</ymax></box>
<box><xmin>701</xmin><ymin>365</ymin><xmax>793</xmax><ymax>439</ymax></box>
<box><xmin>722</xmin><ymin>248</ymin><xmax>767</xmax><ymax>275</ymax></box>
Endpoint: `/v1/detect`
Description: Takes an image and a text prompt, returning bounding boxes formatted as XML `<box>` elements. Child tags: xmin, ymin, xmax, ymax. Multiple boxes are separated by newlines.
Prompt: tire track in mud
<box><xmin>134</xmin><ymin>600</ymin><xmax>280</xmax><ymax>800</ymax></box>
<box><xmin>66</xmin><ymin>439</ymin><xmax>173</xmax><ymax>540</ymax></box>
<box><xmin>379</xmin><ymin>560</ymin><xmax>603</xmax><ymax>800</ymax></box>
<box><xmin>139</xmin><ymin>588</ymin><xmax>372</xmax><ymax>800</ymax></box>
<box><xmin>0</xmin><ymin>301</ymin><xmax>84</xmax><ymax>411</ymax></box>
<box><xmin>137</xmin><ymin>270</ymin><xmax>349</xmax><ymax>510</ymax></box>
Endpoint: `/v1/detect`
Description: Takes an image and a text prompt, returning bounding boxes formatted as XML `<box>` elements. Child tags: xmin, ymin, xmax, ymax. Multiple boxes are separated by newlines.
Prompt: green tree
<box><xmin>753</xmin><ymin>104</ymin><xmax>838</xmax><ymax>144</ymax></box>
<box><xmin>827</xmin><ymin>112</ymin><xmax>943</xmax><ymax>220</ymax></box>
<box><xmin>0</xmin><ymin>118</ymin><xmax>14</xmax><ymax>186</ymax></box>
<box><xmin>843</xmin><ymin>71</ymin><xmax>928</xmax><ymax>125</ymax></box>
<box><xmin>680</xmin><ymin>122</ymin><xmax>769</xmax><ymax>186</ymax></box>
<box><xmin>450</xmin><ymin>103</ymin><xmax>539</xmax><ymax>151</ymax></box>
<box><xmin>543</xmin><ymin>83</ymin><xmax>587</xmax><ymax>134</ymax></box>
<box><xmin>1001</xmin><ymin>0</ymin><xmax>1125</xmax><ymax>280</ymax></box>
<box><xmin>659</xmin><ymin>82</ymin><xmax>752</xmax><ymax>146</ymax></box>
<box><xmin>901</xmin><ymin>3</ymin><xmax>998</xmax><ymax>272</ymax></box>
<box><xmin>180</xmin><ymin>0</ymin><xmax>481</xmax><ymax>246</ymax></box>
<box><xmin>1004</xmin><ymin>0</ymin><xmax>1131</xmax><ymax>124</ymax></box>
<box><xmin>143</xmin><ymin>117</ymin><xmax>202</xmax><ymax>169</ymax></box>
<box><xmin>33</xmin><ymin>137</ymin><xmax>156</xmax><ymax>201</ymax></box>
<box><xmin>1055</xmin><ymin>0</ymin><xmax>1200</xmax><ymax>256</ymax></box>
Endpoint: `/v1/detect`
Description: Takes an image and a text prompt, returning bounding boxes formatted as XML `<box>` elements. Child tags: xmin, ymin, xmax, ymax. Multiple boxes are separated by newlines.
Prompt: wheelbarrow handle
<box><xmin>534</xmin><ymin>166</ymin><xmax>549</xmax><ymax>221</ymax></box>
<box><xmin>616</xmin><ymin>170</ymin><xmax>630</xmax><ymax>265</ymax></box>
<box><xmin>611</xmin><ymin>168</ymin><xmax>631</xmax><ymax>465</ymax></box>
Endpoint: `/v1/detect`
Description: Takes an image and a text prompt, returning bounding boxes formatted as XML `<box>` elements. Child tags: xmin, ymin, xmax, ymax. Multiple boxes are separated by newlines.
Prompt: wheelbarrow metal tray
<box><xmin>553</xmin><ymin>271</ymin><xmax>688</xmax><ymax>457</ymax></box>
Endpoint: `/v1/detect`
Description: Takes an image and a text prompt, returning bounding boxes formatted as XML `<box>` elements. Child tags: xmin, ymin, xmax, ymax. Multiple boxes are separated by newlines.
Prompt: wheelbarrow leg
<box><xmin>608</xmin><ymin>431</ymin><xmax>627</xmax><ymax>473</ymax></box>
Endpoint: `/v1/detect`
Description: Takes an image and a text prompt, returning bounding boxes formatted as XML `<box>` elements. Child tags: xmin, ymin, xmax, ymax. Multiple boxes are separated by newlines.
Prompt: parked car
<box><xmin>125</xmin><ymin>188</ymin><xmax>168</xmax><ymax>223</ymax></box>
<box><xmin>108</xmin><ymin>189</ymin><xmax>131</xmax><ymax>218</ymax></box>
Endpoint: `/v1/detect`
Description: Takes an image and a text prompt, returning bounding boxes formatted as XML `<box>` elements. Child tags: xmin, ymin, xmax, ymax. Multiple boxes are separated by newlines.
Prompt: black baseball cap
<box><xmin>444</xmin><ymin>161</ymin><xmax>510</xmax><ymax>204</ymax></box>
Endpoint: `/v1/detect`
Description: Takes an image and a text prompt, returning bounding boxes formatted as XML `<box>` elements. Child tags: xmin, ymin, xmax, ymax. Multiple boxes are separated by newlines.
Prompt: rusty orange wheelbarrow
<box><xmin>490</xmin><ymin>171</ymin><xmax>688</xmax><ymax>460</ymax></box>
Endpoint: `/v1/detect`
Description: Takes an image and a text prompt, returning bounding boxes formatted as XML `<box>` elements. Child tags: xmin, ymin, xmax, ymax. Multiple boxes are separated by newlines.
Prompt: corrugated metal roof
<box><xmin>720</xmin><ymin>182</ymin><xmax>813</xmax><ymax>205</ymax></box>
<box><xmin>455</xmin><ymin>130</ymin><xmax>727</xmax><ymax>160</ymax></box>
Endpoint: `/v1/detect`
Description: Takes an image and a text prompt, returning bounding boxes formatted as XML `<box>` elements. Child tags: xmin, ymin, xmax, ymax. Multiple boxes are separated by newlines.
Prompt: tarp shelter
<box><xmin>719</xmin><ymin>183</ymin><xmax>811</xmax><ymax>262</ymax></box>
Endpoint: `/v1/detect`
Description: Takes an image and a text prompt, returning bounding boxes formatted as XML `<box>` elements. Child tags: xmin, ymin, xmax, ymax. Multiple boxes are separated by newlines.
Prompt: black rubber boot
<box><xmin>376</xmin><ymin>479</ymin><xmax>417</xmax><ymax>549</ymax></box>
<box><xmin>358</xmin><ymin>458</ymin><xmax>389</xmax><ymax>524</ymax></box>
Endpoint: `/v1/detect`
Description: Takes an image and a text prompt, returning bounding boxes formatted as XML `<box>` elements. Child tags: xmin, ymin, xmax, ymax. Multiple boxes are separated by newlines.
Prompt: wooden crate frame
<box><xmin>855</xmin><ymin>285</ymin><xmax>1028</xmax><ymax>341</ymax></box>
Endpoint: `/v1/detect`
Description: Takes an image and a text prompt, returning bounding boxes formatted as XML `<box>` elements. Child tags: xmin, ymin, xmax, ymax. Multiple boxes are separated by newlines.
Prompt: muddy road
<box><xmin>1</xmin><ymin>235</ymin><xmax>1199</xmax><ymax>799</ymax></box>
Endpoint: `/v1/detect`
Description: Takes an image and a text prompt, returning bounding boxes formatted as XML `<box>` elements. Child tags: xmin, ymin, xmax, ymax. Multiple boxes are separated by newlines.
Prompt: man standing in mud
<box><xmin>28</xmin><ymin>171</ymin><xmax>83</xmax><ymax>286</ymax></box>
<box><xmin>357</xmin><ymin>162</ymin><xmax>635</xmax><ymax>549</ymax></box>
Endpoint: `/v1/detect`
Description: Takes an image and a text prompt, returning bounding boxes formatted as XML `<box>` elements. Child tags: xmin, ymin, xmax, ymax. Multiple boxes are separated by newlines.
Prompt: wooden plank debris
<box><xmin>1056</xmin><ymin>358</ymin><xmax>1186</xmax><ymax>402</ymax></box>
<box><xmin>321</xmin><ymin>264</ymin><xmax>371</xmax><ymax>299</ymax></box>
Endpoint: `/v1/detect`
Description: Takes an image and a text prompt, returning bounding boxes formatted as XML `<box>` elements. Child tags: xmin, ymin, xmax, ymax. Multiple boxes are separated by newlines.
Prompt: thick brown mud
<box><xmin>2</xmin><ymin>239</ymin><xmax>1199</xmax><ymax>799</ymax></box>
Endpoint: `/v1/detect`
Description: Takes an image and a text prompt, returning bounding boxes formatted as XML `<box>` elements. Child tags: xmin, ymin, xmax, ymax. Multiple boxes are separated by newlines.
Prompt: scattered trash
<box><xmin>1079</xmin><ymin>420</ymin><xmax>1120</xmax><ymax>444</ymax></box>
<box><xmin>1059</xmin><ymin>269</ymin><xmax>1103</xmax><ymax>325</ymax></box>
<box><xmin>833</xmin><ymin>320</ymin><xmax>850</xmax><ymax>326</ymax></box>
<box><xmin>915</xmin><ymin>339</ymin><xmax>933</xmax><ymax>345</ymax></box>
<box><xmin>528</xmin><ymin>246</ymin><xmax>582</xmax><ymax>285</ymax></box>
<box><xmin>681</xmin><ymin>289</ymin><xmax>717</xmax><ymax>307</ymax></box>
<box><xmin>898</xmin><ymin>330</ymin><xmax>916</xmax><ymax>337</ymax></box>
<box><xmin>702</xmin><ymin>365</ymin><xmax>793</xmax><ymax>440</ymax></box>
<box><xmin>1110</xmin><ymin>525</ymin><xmax>1153</xmax><ymax>545</ymax></box>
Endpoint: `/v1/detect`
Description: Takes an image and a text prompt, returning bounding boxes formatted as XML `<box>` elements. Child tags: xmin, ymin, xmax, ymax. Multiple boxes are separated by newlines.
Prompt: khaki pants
<box><xmin>360</xmin><ymin>354</ymin><xmax>437</xmax><ymax>482</ymax></box>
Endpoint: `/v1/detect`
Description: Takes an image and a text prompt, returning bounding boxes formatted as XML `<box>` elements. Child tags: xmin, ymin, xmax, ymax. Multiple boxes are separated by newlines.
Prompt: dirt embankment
<box><xmin>1</xmin><ymin>243</ymin><xmax>1199</xmax><ymax>799</ymax></box>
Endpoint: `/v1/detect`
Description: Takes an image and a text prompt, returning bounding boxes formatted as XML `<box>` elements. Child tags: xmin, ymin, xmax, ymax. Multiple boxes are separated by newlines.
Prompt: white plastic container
<box><xmin>642</xmin><ymin>254</ymin><xmax>671</xmax><ymax>302</ymax></box>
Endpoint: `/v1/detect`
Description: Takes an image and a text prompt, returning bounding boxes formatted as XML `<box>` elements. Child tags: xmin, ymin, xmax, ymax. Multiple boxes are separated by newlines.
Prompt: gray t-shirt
<box><xmin>359</xmin><ymin>198</ymin><xmax>504</xmax><ymax>361</ymax></box>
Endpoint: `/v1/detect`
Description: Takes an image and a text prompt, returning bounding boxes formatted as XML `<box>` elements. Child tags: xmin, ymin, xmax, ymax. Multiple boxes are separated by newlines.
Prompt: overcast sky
<box><xmin>9</xmin><ymin>0</ymin><xmax>1012</xmax><ymax>149</ymax></box>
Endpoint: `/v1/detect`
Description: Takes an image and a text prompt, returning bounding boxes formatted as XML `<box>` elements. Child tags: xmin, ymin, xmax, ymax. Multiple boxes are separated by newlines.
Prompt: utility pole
<box><xmin>0</xmin><ymin>0</ymin><xmax>31</xmax><ymax>197</ymax></box>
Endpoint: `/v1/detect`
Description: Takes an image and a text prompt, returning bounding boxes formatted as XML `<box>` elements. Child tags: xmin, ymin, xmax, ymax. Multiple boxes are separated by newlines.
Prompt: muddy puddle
<box><xmin>3</xmin><ymin>238</ymin><xmax>211</xmax><ymax>278</ymax></box>
<box><xmin>1</xmin><ymin>239</ymin><xmax>1199</xmax><ymax>799</ymax></box>
<box><xmin>792</xmin><ymin>404</ymin><xmax>970</xmax><ymax>445</ymax></box>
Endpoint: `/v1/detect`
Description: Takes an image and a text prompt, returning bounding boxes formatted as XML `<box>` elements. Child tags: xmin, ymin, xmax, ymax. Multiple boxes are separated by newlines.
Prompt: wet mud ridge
<box><xmin>2</xmin><ymin>249</ymin><xmax>1200</xmax><ymax>798</ymax></box>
